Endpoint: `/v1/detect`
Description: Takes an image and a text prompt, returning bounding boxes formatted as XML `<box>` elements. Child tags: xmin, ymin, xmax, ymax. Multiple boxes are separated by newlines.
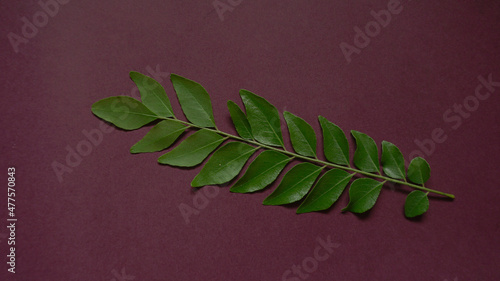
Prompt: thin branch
<box><xmin>159</xmin><ymin>116</ymin><xmax>455</xmax><ymax>199</ymax></box>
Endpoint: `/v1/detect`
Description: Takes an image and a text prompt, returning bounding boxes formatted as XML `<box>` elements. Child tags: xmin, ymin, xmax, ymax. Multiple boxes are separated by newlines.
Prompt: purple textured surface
<box><xmin>1</xmin><ymin>0</ymin><xmax>499</xmax><ymax>280</ymax></box>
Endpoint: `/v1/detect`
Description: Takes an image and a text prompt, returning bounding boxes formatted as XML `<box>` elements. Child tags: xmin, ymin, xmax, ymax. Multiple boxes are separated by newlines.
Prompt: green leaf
<box><xmin>407</xmin><ymin>157</ymin><xmax>431</xmax><ymax>184</ymax></box>
<box><xmin>283</xmin><ymin>111</ymin><xmax>317</xmax><ymax>157</ymax></box>
<box><xmin>381</xmin><ymin>141</ymin><xmax>405</xmax><ymax>179</ymax></box>
<box><xmin>351</xmin><ymin>130</ymin><xmax>380</xmax><ymax>173</ymax></box>
<box><xmin>191</xmin><ymin>142</ymin><xmax>258</xmax><ymax>187</ymax></box>
<box><xmin>240</xmin><ymin>89</ymin><xmax>284</xmax><ymax>147</ymax></box>
<box><xmin>130</xmin><ymin>120</ymin><xmax>187</xmax><ymax>153</ymax></box>
<box><xmin>230</xmin><ymin>151</ymin><xmax>291</xmax><ymax>193</ymax></box>
<box><xmin>158</xmin><ymin>129</ymin><xmax>225</xmax><ymax>167</ymax></box>
<box><xmin>91</xmin><ymin>96</ymin><xmax>158</xmax><ymax>130</ymax></box>
<box><xmin>130</xmin><ymin>71</ymin><xmax>174</xmax><ymax>118</ymax></box>
<box><xmin>263</xmin><ymin>163</ymin><xmax>323</xmax><ymax>205</ymax></box>
<box><xmin>404</xmin><ymin>190</ymin><xmax>429</xmax><ymax>218</ymax></box>
<box><xmin>297</xmin><ymin>169</ymin><xmax>354</xmax><ymax>214</ymax></box>
<box><xmin>227</xmin><ymin>101</ymin><xmax>253</xmax><ymax>140</ymax></box>
<box><xmin>319</xmin><ymin>116</ymin><xmax>349</xmax><ymax>166</ymax></box>
<box><xmin>342</xmin><ymin>178</ymin><xmax>383</xmax><ymax>213</ymax></box>
<box><xmin>170</xmin><ymin>74</ymin><xmax>216</xmax><ymax>128</ymax></box>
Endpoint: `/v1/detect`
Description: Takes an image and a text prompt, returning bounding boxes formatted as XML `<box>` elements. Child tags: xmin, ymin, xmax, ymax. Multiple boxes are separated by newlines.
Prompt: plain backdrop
<box><xmin>1</xmin><ymin>0</ymin><xmax>499</xmax><ymax>280</ymax></box>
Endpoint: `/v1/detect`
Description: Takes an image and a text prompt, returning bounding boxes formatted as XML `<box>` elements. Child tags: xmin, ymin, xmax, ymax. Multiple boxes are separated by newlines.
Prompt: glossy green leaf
<box><xmin>407</xmin><ymin>157</ymin><xmax>431</xmax><ymax>184</ymax></box>
<box><xmin>284</xmin><ymin>111</ymin><xmax>317</xmax><ymax>157</ymax></box>
<box><xmin>130</xmin><ymin>71</ymin><xmax>174</xmax><ymax>118</ymax></box>
<box><xmin>381</xmin><ymin>141</ymin><xmax>405</xmax><ymax>179</ymax></box>
<box><xmin>263</xmin><ymin>163</ymin><xmax>323</xmax><ymax>205</ymax></box>
<box><xmin>170</xmin><ymin>74</ymin><xmax>216</xmax><ymax>128</ymax></box>
<box><xmin>191</xmin><ymin>142</ymin><xmax>257</xmax><ymax>187</ymax></box>
<box><xmin>351</xmin><ymin>130</ymin><xmax>380</xmax><ymax>173</ymax></box>
<box><xmin>342</xmin><ymin>178</ymin><xmax>383</xmax><ymax>213</ymax></box>
<box><xmin>240</xmin><ymin>89</ymin><xmax>284</xmax><ymax>147</ymax></box>
<box><xmin>404</xmin><ymin>190</ymin><xmax>429</xmax><ymax>218</ymax></box>
<box><xmin>230</xmin><ymin>151</ymin><xmax>291</xmax><ymax>193</ymax></box>
<box><xmin>158</xmin><ymin>129</ymin><xmax>225</xmax><ymax>167</ymax></box>
<box><xmin>319</xmin><ymin>116</ymin><xmax>349</xmax><ymax>166</ymax></box>
<box><xmin>91</xmin><ymin>96</ymin><xmax>158</xmax><ymax>130</ymax></box>
<box><xmin>130</xmin><ymin>120</ymin><xmax>186</xmax><ymax>153</ymax></box>
<box><xmin>227</xmin><ymin>100</ymin><xmax>253</xmax><ymax>140</ymax></box>
<box><xmin>297</xmin><ymin>169</ymin><xmax>354</xmax><ymax>214</ymax></box>
<box><xmin>92</xmin><ymin>73</ymin><xmax>456</xmax><ymax>218</ymax></box>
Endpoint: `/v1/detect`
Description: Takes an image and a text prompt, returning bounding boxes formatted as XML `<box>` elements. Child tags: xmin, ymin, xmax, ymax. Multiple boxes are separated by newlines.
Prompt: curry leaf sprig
<box><xmin>91</xmin><ymin>72</ymin><xmax>454</xmax><ymax>218</ymax></box>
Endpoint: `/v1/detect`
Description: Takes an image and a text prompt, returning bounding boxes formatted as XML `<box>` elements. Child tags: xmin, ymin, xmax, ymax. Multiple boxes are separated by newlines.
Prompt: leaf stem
<box><xmin>160</xmin><ymin>117</ymin><xmax>455</xmax><ymax>199</ymax></box>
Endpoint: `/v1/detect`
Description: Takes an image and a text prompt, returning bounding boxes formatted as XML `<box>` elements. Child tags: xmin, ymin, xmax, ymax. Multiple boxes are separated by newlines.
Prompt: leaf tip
<box><xmin>190</xmin><ymin>180</ymin><xmax>202</xmax><ymax>188</ymax></box>
<box><xmin>90</xmin><ymin>105</ymin><xmax>98</xmax><ymax>114</ymax></box>
<box><xmin>229</xmin><ymin>186</ymin><xmax>245</xmax><ymax>193</ymax></box>
<box><xmin>239</xmin><ymin>89</ymin><xmax>260</xmax><ymax>101</ymax></box>
<box><xmin>296</xmin><ymin>208</ymin><xmax>308</xmax><ymax>214</ymax></box>
<box><xmin>157</xmin><ymin>155</ymin><xmax>166</xmax><ymax>164</ymax></box>
<box><xmin>262</xmin><ymin>198</ymin><xmax>274</xmax><ymax>205</ymax></box>
<box><xmin>239</xmin><ymin>89</ymin><xmax>250</xmax><ymax>98</ymax></box>
<box><xmin>170</xmin><ymin>73</ymin><xmax>185</xmax><ymax>84</ymax></box>
<box><xmin>129</xmin><ymin>71</ymin><xmax>139</xmax><ymax>78</ymax></box>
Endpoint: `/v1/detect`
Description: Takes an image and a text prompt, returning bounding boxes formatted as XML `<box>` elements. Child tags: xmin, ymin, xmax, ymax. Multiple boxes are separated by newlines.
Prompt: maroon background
<box><xmin>1</xmin><ymin>0</ymin><xmax>499</xmax><ymax>280</ymax></box>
